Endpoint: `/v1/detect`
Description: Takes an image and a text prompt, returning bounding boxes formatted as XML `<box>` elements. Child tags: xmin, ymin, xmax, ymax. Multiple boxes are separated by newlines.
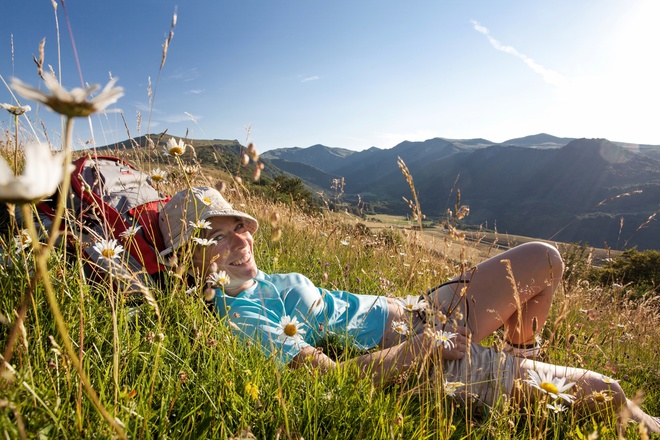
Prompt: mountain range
<box><xmin>261</xmin><ymin>134</ymin><xmax>660</xmax><ymax>251</ymax></box>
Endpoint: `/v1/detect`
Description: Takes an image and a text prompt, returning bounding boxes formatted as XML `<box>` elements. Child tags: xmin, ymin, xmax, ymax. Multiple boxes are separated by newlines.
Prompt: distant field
<box><xmin>360</xmin><ymin>213</ymin><xmax>621</xmax><ymax>266</ymax></box>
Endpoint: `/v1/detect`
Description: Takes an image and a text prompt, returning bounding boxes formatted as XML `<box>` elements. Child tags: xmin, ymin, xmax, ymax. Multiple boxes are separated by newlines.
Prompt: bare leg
<box><xmin>428</xmin><ymin>241</ymin><xmax>564</xmax><ymax>344</ymax></box>
<box><xmin>515</xmin><ymin>358</ymin><xmax>660</xmax><ymax>434</ymax></box>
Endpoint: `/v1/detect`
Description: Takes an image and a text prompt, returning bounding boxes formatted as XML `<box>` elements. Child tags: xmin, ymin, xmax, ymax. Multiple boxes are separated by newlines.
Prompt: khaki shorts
<box><xmin>436</xmin><ymin>342</ymin><xmax>517</xmax><ymax>409</ymax></box>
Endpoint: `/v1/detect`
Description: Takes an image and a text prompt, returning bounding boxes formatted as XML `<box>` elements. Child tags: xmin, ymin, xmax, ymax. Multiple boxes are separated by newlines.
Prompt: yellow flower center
<box><xmin>169</xmin><ymin>146</ymin><xmax>184</xmax><ymax>155</ymax></box>
<box><xmin>284</xmin><ymin>323</ymin><xmax>298</xmax><ymax>337</ymax></box>
<box><xmin>405</xmin><ymin>304</ymin><xmax>414</xmax><ymax>310</ymax></box>
<box><xmin>540</xmin><ymin>382</ymin><xmax>559</xmax><ymax>394</ymax></box>
<box><xmin>101</xmin><ymin>249</ymin><xmax>116</xmax><ymax>259</ymax></box>
<box><xmin>202</xmin><ymin>197</ymin><xmax>212</xmax><ymax>205</ymax></box>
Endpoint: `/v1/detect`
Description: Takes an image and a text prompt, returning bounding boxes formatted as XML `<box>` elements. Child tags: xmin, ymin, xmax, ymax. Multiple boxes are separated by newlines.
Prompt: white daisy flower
<box><xmin>163</xmin><ymin>137</ymin><xmax>187</xmax><ymax>157</ymax></box>
<box><xmin>1</xmin><ymin>103</ymin><xmax>31</xmax><ymax>116</ymax></box>
<box><xmin>443</xmin><ymin>380</ymin><xmax>465</xmax><ymax>397</ymax></box>
<box><xmin>92</xmin><ymin>239</ymin><xmax>124</xmax><ymax>261</ymax></box>
<box><xmin>13</xmin><ymin>230</ymin><xmax>32</xmax><ymax>250</ymax></box>
<box><xmin>433</xmin><ymin>330</ymin><xmax>457</xmax><ymax>350</ymax></box>
<box><xmin>525</xmin><ymin>370</ymin><xmax>575</xmax><ymax>403</ymax></box>
<box><xmin>119</xmin><ymin>225</ymin><xmax>142</xmax><ymax>238</ymax></box>
<box><xmin>276</xmin><ymin>316</ymin><xmax>306</xmax><ymax>345</ymax></box>
<box><xmin>0</xmin><ymin>141</ymin><xmax>66</xmax><ymax>204</ymax></box>
<box><xmin>192</xmin><ymin>237</ymin><xmax>217</xmax><ymax>247</ymax></box>
<box><xmin>189</xmin><ymin>219</ymin><xmax>212</xmax><ymax>230</ymax></box>
<box><xmin>391</xmin><ymin>320</ymin><xmax>409</xmax><ymax>336</ymax></box>
<box><xmin>206</xmin><ymin>271</ymin><xmax>230</xmax><ymax>287</ymax></box>
<box><xmin>150</xmin><ymin>168</ymin><xmax>167</xmax><ymax>182</ymax></box>
<box><xmin>12</xmin><ymin>75</ymin><xmax>123</xmax><ymax>118</ymax></box>
<box><xmin>601</xmin><ymin>374</ymin><xmax>619</xmax><ymax>385</ymax></box>
<box><xmin>340</xmin><ymin>240</ymin><xmax>350</xmax><ymax>246</ymax></box>
<box><xmin>396</xmin><ymin>295</ymin><xmax>427</xmax><ymax>312</ymax></box>
<box><xmin>546</xmin><ymin>402</ymin><xmax>568</xmax><ymax>413</ymax></box>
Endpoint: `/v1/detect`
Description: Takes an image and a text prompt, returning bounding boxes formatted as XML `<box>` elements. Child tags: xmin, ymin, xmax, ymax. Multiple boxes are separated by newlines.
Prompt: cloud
<box><xmin>301</xmin><ymin>76</ymin><xmax>320</xmax><ymax>82</ymax></box>
<box><xmin>168</xmin><ymin>67</ymin><xmax>200</xmax><ymax>82</ymax></box>
<box><xmin>471</xmin><ymin>20</ymin><xmax>566</xmax><ymax>87</ymax></box>
<box><xmin>186</xmin><ymin>89</ymin><xmax>205</xmax><ymax>94</ymax></box>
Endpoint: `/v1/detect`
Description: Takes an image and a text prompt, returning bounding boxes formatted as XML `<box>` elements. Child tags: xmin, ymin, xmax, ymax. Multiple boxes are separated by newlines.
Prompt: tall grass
<box><xmin>1</xmin><ymin>160</ymin><xmax>659</xmax><ymax>438</ymax></box>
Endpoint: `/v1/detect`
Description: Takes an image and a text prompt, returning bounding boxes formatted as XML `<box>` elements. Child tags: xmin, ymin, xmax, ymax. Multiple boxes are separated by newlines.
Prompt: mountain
<box><xmin>262</xmin><ymin>137</ymin><xmax>660</xmax><ymax>250</ymax></box>
<box><xmin>97</xmin><ymin>133</ymin><xmax>660</xmax><ymax>250</ymax></box>
<box><xmin>502</xmin><ymin>133</ymin><xmax>575</xmax><ymax>148</ymax></box>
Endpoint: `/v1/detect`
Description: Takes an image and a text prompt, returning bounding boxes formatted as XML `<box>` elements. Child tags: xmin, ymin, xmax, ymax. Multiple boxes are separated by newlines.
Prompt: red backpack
<box><xmin>37</xmin><ymin>155</ymin><xmax>170</xmax><ymax>289</ymax></box>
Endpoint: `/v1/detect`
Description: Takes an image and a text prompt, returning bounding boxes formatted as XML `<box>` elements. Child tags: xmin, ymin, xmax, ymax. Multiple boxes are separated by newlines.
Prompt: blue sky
<box><xmin>1</xmin><ymin>0</ymin><xmax>659</xmax><ymax>152</ymax></box>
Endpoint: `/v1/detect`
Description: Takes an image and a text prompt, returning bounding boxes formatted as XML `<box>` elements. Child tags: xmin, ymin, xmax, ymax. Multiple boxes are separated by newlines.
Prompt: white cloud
<box><xmin>186</xmin><ymin>89</ymin><xmax>205</xmax><ymax>94</ymax></box>
<box><xmin>471</xmin><ymin>20</ymin><xmax>566</xmax><ymax>87</ymax></box>
<box><xmin>301</xmin><ymin>76</ymin><xmax>320</xmax><ymax>82</ymax></box>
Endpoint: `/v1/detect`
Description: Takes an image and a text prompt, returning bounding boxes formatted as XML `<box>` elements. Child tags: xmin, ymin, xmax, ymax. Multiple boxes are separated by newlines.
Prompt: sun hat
<box><xmin>158</xmin><ymin>186</ymin><xmax>258</xmax><ymax>256</ymax></box>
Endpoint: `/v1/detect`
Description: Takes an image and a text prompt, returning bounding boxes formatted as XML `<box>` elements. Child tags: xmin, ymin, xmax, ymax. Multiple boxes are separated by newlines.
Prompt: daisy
<box><xmin>182</xmin><ymin>165</ymin><xmax>199</xmax><ymax>175</ymax></box>
<box><xmin>391</xmin><ymin>320</ymin><xmax>409</xmax><ymax>336</ymax></box>
<box><xmin>207</xmin><ymin>270</ymin><xmax>230</xmax><ymax>287</ymax></box>
<box><xmin>13</xmin><ymin>230</ymin><xmax>32</xmax><ymax>250</ymax></box>
<box><xmin>546</xmin><ymin>402</ymin><xmax>568</xmax><ymax>413</ymax></box>
<box><xmin>0</xmin><ymin>141</ymin><xmax>66</xmax><ymax>203</ymax></box>
<box><xmin>11</xmin><ymin>75</ymin><xmax>123</xmax><ymax>118</ymax></box>
<box><xmin>189</xmin><ymin>219</ymin><xmax>212</xmax><ymax>230</ymax></box>
<box><xmin>163</xmin><ymin>138</ymin><xmax>187</xmax><ymax>157</ymax></box>
<box><xmin>119</xmin><ymin>225</ymin><xmax>142</xmax><ymax>238</ymax></box>
<box><xmin>396</xmin><ymin>295</ymin><xmax>427</xmax><ymax>312</ymax></box>
<box><xmin>192</xmin><ymin>237</ymin><xmax>217</xmax><ymax>247</ymax></box>
<box><xmin>433</xmin><ymin>330</ymin><xmax>457</xmax><ymax>350</ymax></box>
<box><xmin>601</xmin><ymin>374</ymin><xmax>619</xmax><ymax>385</ymax></box>
<box><xmin>150</xmin><ymin>168</ymin><xmax>167</xmax><ymax>182</ymax></box>
<box><xmin>443</xmin><ymin>380</ymin><xmax>465</xmax><ymax>397</ymax></box>
<box><xmin>92</xmin><ymin>238</ymin><xmax>124</xmax><ymax>261</ymax></box>
<box><xmin>276</xmin><ymin>316</ymin><xmax>306</xmax><ymax>345</ymax></box>
<box><xmin>525</xmin><ymin>370</ymin><xmax>575</xmax><ymax>403</ymax></box>
<box><xmin>1</xmin><ymin>103</ymin><xmax>31</xmax><ymax>116</ymax></box>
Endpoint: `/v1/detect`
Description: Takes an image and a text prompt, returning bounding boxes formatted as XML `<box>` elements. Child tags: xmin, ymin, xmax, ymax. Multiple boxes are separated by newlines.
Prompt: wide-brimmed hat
<box><xmin>158</xmin><ymin>186</ymin><xmax>258</xmax><ymax>256</ymax></box>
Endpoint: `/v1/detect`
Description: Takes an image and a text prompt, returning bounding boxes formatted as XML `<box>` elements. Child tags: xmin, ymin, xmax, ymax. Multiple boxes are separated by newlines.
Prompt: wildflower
<box><xmin>433</xmin><ymin>330</ymin><xmax>458</xmax><ymax>350</ymax></box>
<box><xmin>207</xmin><ymin>270</ymin><xmax>230</xmax><ymax>287</ymax></box>
<box><xmin>443</xmin><ymin>380</ymin><xmax>465</xmax><ymax>397</ymax></box>
<box><xmin>150</xmin><ymin>168</ymin><xmax>167</xmax><ymax>182</ymax></box>
<box><xmin>340</xmin><ymin>240</ymin><xmax>350</xmax><ymax>246</ymax></box>
<box><xmin>276</xmin><ymin>315</ymin><xmax>306</xmax><ymax>345</ymax></box>
<box><xmin>601</xmin><ymin>374</ymin><xmax>619</xmax><ymax>385</ymax></box>
<box><xmin>1</xmin><ymin>103</ymin><xmax>31</xmax><ymax>116</ymax></box>
<box><xmin>0</xmin><ymin>141</ymin><xmax>66</xmax><ymax>203</ymax></box>
<box><xmin>245</xmin><ymin>382</ymin><xmax>259</xmax><ymax>400</ymax></box>
<box><xmin>92</xmin><ymin>238</ymin><xmax>124</xmax><ymax>261</ymax></box>
<box><xmin>163</xmin><ymin>137</ymin><xmax>187</xmax><ymax>156</ymax></box>
<box><xmin>396</xmin><ymin>295</ymin><xmax>427</xmax><ymax>312</ymax></box>
<box><xmin>525</xmin><ymin>370</ymin><xmax>575</xmax><ymax>403</ymax></box>
<box><xmin>588</xmin><ymin>390</ymin><xmax>614</xmax><ymax>405</ymax></box>
<box><xmin>189</xmin><ymin>219</ymin><xmax>212</xmax><ymax>230</ymax></box>
<box><xmin>391</xmin><ymin>320</ymin><xmax>409</xmax><ymax>336</ymax></box>
<box><xmin>547</xmin><ymin>402</ymin><xmax>568</xmax><ymax>413</ymax></box>
<box><xmin>13</xmin><ymin>230</ymin><xmax>32</xmax><ymax>250</ymax></box>
<box><xmin>119</xmin><ymin>225</ymin><xmax>142</xmax><ymax>238</ymax></box>
<box><xmin>192</xmin><ymin>237</ymin><xmax>217</xmax><ymax>247</ymax></box>
<box><xmin>11</xmin><ymin>75</ymin><xmax>123</xmax><ymax>118</ymax></box>
<box><xmin>183</xmin><ymin>165</ymin><xmax>199</xmax><ymax>175</ymax></box>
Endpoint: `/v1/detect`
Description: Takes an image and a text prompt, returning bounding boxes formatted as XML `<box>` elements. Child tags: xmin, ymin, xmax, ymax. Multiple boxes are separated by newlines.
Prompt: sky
<box><xmin>1</xmin><ymin>0</ymin><xmax>660</xmax><ymax>152</ymax></box>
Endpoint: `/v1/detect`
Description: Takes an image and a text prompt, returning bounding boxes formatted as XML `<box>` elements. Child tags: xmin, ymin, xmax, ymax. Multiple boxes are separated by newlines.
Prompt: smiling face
<box><xmin>192</xmin><ymin>216</ymin><xmax>259</xmax><ymax>296</ymax></box>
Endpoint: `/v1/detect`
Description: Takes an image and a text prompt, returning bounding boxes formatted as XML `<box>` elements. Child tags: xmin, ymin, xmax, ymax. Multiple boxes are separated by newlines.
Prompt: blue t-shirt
<box><xmin>212</xmin><ymin>271</ymin><xmax>389</xmax><ymax>363</ymax></box>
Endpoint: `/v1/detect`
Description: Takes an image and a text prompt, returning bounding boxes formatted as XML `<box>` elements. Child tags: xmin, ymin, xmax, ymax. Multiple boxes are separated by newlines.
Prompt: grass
<box><xmin>1</xmin><ymin>6</ymin><xmax>659</xmax><ymax>438</ymax></box>
<box><xmin>1</xmin><ymin>174</ymin><xmax>660</xmax><ymax>438</ymax></box>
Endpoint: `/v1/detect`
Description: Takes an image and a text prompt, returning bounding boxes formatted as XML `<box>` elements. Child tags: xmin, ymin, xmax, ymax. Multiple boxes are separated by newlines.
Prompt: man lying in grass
<box><xmin>159</xmin><ymin>186</ymin><xmax>660</xmax><ymax>434</ymax></box>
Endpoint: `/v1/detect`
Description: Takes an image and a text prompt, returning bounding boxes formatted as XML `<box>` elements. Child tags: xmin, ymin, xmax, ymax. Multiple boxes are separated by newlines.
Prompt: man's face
<box><xmin>192</xmin><ymin>216</ymin><xmax>258</xmax><ymax>295</ymax></box>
